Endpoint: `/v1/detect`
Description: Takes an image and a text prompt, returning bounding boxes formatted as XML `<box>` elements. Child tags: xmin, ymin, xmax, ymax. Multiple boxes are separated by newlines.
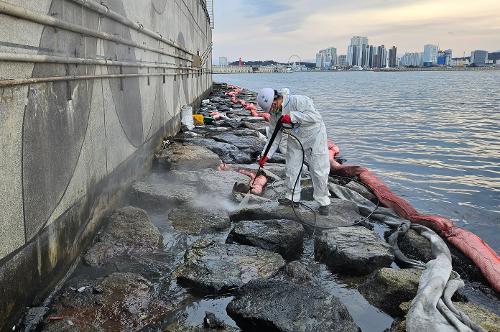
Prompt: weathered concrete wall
<box><xmin>0</xmin><ymin>0</ymin><xmax>212</xmax><ymax>328</ymax></box>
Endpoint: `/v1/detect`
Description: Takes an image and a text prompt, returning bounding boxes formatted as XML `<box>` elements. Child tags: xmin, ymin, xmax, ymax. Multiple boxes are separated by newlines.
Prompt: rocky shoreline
<box><xmin>19</xmin><ymin>83</ymin><xmax>499</xmax><ymax>331</ymax></box>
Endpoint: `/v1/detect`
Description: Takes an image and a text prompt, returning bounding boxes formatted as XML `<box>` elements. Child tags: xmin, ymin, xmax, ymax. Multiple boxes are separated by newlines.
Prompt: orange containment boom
<box><xmin>226</xmin><ymin>85</ymin><xmax>270</xmax><ymax>121</ymax></box>
<box><xmin>327</xmin><ymin>140</ymin><xmax>500</xmax><ymax>292</ymax></box>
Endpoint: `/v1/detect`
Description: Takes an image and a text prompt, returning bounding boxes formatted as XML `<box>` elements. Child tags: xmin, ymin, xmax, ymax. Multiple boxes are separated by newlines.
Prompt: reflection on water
<box><xmin>215</xmin><ymin>71</ymin><xmax>500</xmax><ymax>252</ymax></box>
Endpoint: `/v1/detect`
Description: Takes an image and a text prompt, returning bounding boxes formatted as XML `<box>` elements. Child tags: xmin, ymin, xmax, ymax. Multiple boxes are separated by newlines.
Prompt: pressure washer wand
<box><xmin>259</xmin><ymin>117</ymin><xmax>284</xmax><ymax>167</ymax></box>
<box><xmin>250</xmin><ymin>117</ymin><xmax>284</xmax><ymax>189</ymax></box>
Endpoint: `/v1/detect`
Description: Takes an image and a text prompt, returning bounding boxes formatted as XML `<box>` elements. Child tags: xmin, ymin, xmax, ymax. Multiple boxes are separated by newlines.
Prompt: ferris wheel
<box><xmin>288</xmin><ymin>55</ymin><xmax>302</xmax><ymax>70</ymax></box>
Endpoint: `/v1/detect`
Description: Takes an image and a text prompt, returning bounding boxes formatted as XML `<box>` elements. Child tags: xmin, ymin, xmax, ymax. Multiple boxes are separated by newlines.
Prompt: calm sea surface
<box><xmin>214</xmin><ymin>71</ymin><xmax>500</xmax><ymax>252</ymax></box>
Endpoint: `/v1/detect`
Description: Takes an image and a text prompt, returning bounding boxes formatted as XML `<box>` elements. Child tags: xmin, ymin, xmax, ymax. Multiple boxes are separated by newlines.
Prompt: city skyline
<box><xmin>213</xmin><ymin>0</ymin><xmax>500</xmax><ymax>63</ymax></box>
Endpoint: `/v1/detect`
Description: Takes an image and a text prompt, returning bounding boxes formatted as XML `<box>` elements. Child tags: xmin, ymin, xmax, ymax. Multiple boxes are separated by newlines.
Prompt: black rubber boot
<box><xmin>318</xmin><ymin>205</ymin><xmax>329</xmax><ymax>216</ymax></box>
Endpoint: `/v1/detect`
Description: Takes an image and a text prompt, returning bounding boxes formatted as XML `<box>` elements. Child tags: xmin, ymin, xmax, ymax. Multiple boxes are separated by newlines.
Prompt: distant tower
<box><xmin>239</xmin><ymin>57</ymin><xmax>243</xmax><ymax>66</ymax></box>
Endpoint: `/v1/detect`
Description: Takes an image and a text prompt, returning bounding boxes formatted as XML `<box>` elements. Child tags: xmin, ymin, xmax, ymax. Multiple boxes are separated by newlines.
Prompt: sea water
<box><xmin>215</xmin><ymin>71</ymin><xmax>500</xmax><ymax>252</ymax></box>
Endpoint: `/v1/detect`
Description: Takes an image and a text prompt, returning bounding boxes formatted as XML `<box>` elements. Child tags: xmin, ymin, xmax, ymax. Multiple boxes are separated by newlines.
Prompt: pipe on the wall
<box><xmin>0</xmin><ymin>71</ymin><xmax>203</xmax><ymax>88</ymax></box>
<box><xmin>0</xmin><ymin>1</ymin><xmax>192</xmax><ymax>62</ymax></box>
<box><xmin>67</xmin><ymin>0</ymin><xmax>193</xmax><ymax>56</ymax></box>
<box><xmin>0</xmin><ymin>52</ymin><xmax>197</xmax><ymax>70</ymax></box>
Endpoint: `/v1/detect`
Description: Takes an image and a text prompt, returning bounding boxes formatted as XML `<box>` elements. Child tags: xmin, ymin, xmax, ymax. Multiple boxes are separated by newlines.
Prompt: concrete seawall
<box><xmin>0</xmin><ymin>0</ymin><xmax>212</xmax><ymax>328</ymax></box>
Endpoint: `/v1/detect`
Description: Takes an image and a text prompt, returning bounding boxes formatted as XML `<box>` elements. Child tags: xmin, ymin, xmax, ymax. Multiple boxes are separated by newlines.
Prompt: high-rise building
<box><xmin>437</xmin><ymin>51</ymin><xmax>446</xmax><ymax>65</ymax></box>
<box><xmin>488</xmin><ymin>51</ymin><xmax>500</xmax><ymax>64</ymax></box>
<box><xmin>347</xmin><ymin>36</ymin><xmax>369</xmax><ymax>67</ymax></box>
<box><xmin>316</xmin><ymin>53</ymin><xmax>323</xmax><ymax>69</ymax></box>
<box><xmin>470</xmin><ymin>50</ymin><xmax>488</xmax><ymax>65</ymax></box>
<box><xmin>372</xmin><ymin>45</ymin><xmax>387</xmax><ymax>68</ymax></box>
<box><xmin>368</xmin><ymin>45</ymin><xmax>375</xmax><ymax>68</ymax></box>
<box><xmin>400</xmin><ymin>52</ymin><xmax>424</xmax><ymax>67</ymax></box>
<box><xmin>388</xmin><ymin>46</ymin><xmax>397</xmax><ymax>67</ymax></box>
<box><xmin>219</xmin><ymin>57</ymin><xmax>228</xmax><ymax>66</ymax></box>
<box><xmin>436</xmin><ymin>49</ymin><xmax>452</xmax><ymax>66</ymax></box>
<box><xmin>444</xmin><ymin>49</ymin><xmax>452</xmax><ymax>66</ymax></box>
<box><xmin>337</xmin><ymin>55</ymin><xmax>347</xmax><ymax>67</ymax></box>
<box><xmin>315</xmin><ymin>47</ymin><xmax>337</xmax><ymax>69</ymax></box>
<box><xmin>423</xmin><ymin>44</ymin><xmax>438</xmax><ymax>66</ymax></box>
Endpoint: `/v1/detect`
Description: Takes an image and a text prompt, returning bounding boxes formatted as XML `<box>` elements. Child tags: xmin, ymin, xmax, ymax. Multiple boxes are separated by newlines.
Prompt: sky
<box><xmin>212</xmin><ymin>0</ymin><xmax>500</xmax><ymax>64</ymax></box>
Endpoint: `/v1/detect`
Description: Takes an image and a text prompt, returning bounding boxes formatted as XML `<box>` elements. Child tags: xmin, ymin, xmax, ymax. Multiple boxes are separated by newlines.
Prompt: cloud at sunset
<box><xmin>213</xmin><ymin>0</ymin><xmax>500</xmax><ymax>63</ymax></box>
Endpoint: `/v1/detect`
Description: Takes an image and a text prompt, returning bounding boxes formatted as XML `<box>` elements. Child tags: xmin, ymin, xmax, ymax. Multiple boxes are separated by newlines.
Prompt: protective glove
<box><xmin>258</xmin><ymin>155</ymin><xmax>269</xmax><ymax>167</ymax></box>
<box><xmin>280</xmin><ymin>114</ymin><xmax>292</xmax><ymax>124</ymax></box>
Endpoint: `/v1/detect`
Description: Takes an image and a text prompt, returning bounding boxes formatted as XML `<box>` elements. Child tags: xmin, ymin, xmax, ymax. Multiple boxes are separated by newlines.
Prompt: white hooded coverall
<box><xmin>263</xmin><ymin>89</ymin><xmax>331</xmax><ymax>206</ymax></box>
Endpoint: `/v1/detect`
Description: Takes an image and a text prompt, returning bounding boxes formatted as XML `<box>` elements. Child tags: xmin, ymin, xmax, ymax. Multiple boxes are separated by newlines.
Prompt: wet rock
<box><xmin>226</xmin><ymin>279</ymin><xmax>360</xmax><ymax>332</ymax></box>
<box><xmin>229</xmin><ymin>200</ymin><xmax>363</xmax><ymax>229</ymax></box>
<box><xmin>217</xmin><ymin>119</ymin><xmax>242</xmax><ymax>129</ymax></box>
<box><xmin>398</xmin><ymin>229</ymin><xmax>433</xmax><ymax>263</ymax></box>
<box><xmin>314</xmin><ymin>226</ymin><xmax>394</xmax><ymax>275</ymax></box>
<box><xmin>203</xmin><ymin>312</ymin><xmax>227</xmax><ymax>329</ymax></box>
<box><xmin>241</xmin><ymin>121</ymin><xmax>268</xmax><ymax>135</ymax></box>
<box><xmin>166</xmin><ymin>169</ymin><xmax>201</xmax><ymax>184</ymax></box>
<box><xmin>131</xmin><ymin>179</ymin><xmax>198</xmax><ymax>208</ymax></box>
<box><xmin>158</xmin><ymin>142</ymin><xmax>221</xmax><ymax>170</ymax></box>
<box><xmin>345</xmin><ymin>180</ymin><xmax>376</xmax><ymax>201</ymax></box>
<box><xmin>79</xmin><ymin>250</ymin><xmax>174</xmax><ymax>282</ymax></box>
<box><xmin>358</xmin><ymin>268</ymin><xmax>422</xmax><ymax>316</ymax></box>
<box><xmin>397</xmin><ymin>229</ymin><xmax>486</xmax><ymax>282</ymax></box>
<box><xmin>285</xmin><ymin>261</ymin><xmax>314</xmax><ymax>284</ymax></box>
<box><xmin>240</xmin><ymin>116</ymin><xmax>266</xmax><ymax>123</ymax></box>
<box><xmin>212</xmin><ymin>133</ymin><xmax>266</xmax><ymax>156</ymax></box>
<box><xmin>163</xmin><ymin>318</ymin><xmax>239</xmax><ymax>332</ymax></box>
<box><xmin>386</xmin><ymin>319</ymin><xmax>406</xmax><ymax>332</ymax></box>
<box><xmin>396</xmin><ymin>301</ymin><xmax>499</xmax><ymax>332</ymax></box>
<box><xmin>45</xmin><ymin>273</ymin><xmax>171</xmax><ymax>331</ymax></box>
<box><xmin>83</xmin><ymin>207</ymin><xmax>163</xmax><ymax>266</ymax></box>
<box><xmin>198</xmin><ymin>169</ymin><xmax>251</xmax><ymax>198</ymax></box>
<box><xmin>454</xmin><ymin>302</ymin><xmax>500</xmax><ymax>332</ymax></box>
<box><xmin>174</xmin><ymin>240</ymin><xmax>285</xmax><ymax>293</ymax></box>
<box><xmin>192</xmin><ymin>126</ymin><xmax>231</xmax><ymax>136</ymax></box>
<box><xmin>232</xmin><ymin>128</ymin><xmax>260</xmax><ymax>137</ymax></box>
<box><xmin>23</xmin><ymin>306</ymin><xmax>49</xmax><ymax>331</ymax></box>
<box><xmin>186</xmin><ymin>138</ymin><xmax>252</xmax><ymax>164</ymax></box>
<box><xmin>168</xmin><ymin>206</ymin><xmax>230</xmax><ymax>235</ymax></box>
<box><xmin>226</xmin><ymin>219</ymin><xmax>304</xmax><ymax>260</ymax></box>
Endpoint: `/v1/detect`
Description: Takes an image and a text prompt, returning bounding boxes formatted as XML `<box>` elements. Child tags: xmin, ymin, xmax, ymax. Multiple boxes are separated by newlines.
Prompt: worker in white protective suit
<box><xmin>256</xmin><ymin>88</ymin><xmax>331</xmax><ymax>216</ymax></box>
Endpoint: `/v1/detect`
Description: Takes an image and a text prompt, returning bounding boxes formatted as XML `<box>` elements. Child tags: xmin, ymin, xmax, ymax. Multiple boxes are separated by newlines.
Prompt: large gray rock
<box><xmin>454</xmin><ymin>302</ymin><xmax>500</xmax><ymax>332</ymax></box>
<box><xmin>44</xmin><ymin>273</ymin><xmax>171</xmax><ymax>331</ymax></box>
<box><xmin>398</xmin><ymin>229</ymin><xmax>486</xmax><ymax>282</ymax></box>
<box><xmin>358</xmin><ymin>268</ymin><xmax>422</xmax><ymax>316</ymax></box>
<box><xmin>83</xmin><ymin>207</ymin><xmax>163</xmax><ymax>266</ymax></box>
<box><xmin>232</xmin><ymin>128</ymin><xmax>261</xmax><ymax>137</ymax></box>
<box><xmin>226</xmin><ymin>279</ymin><xmax>360</xmax><ymax>332</ymax></box>
<box><xmin>131</xmin><ymin>179</ymin><xmax>198</xmax><ymax>208</ymax></box>
<box><xmin>198</xmin><ymin>169</ymin><xmax>251</xmax><ymax>198</ymax></box>
<box><xmin>392</xmin><ymin>301</ymin><xmax>500</xmax><ymax>332</ymax></box>
<box><xmin>186</xmin><ymin>137</ymin><xmax>252</xmax><ymax>164</ymax></box>
<box><xmin>226</xmin><ymin>219</ymin><xmax>304</xmax><ymax>260</ymax></box>
<box><xmin>345</xmin><ymin>180</ymin><xmax>376</xmax><ymax>201</ymax></box>
<box><xmin>241</xmin><ymin>121</ymin><xmax>268</xmax><ymax>134</ymax></box>
<box><xmin>314</xmin><ymin>226</ymin><xmax>394</xmax><ymax>275</ymax></box>
<box><xmin>398</xmin><ymin>229</ymin><xmax>433</xmax><ymax>263</ymax></box>
<box><xmin>212</xmin><ymin>133</ymin><xmax>266</xmax><ymax>156</ymax></box>
<box><xmin>168</xmin><ymin>206</ymin><xmax>231</xmax><ymax>235</ymax></box>
<box><xmin>165</xmin><ymin>169</ymin><xmax>201</xmax><ymax>184</ymax></box>
<box><xmin>284</xmin><ymin>261</ymin><xmax>315</xmax><ymax>284</ymax></box>
<box><xmin>158</xmin><ymin>142</ymin><xmax>221</xmax><ymax>170</ymax></box>
<box><xmin>230</xmin><ymin>200</ymin><xmax>363</xmax><ymax>229</ymax></box>
<box><xmin>174</xmin><ymin>240</ymin><xmax>285</xmax><ymax>293</ymax></box>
